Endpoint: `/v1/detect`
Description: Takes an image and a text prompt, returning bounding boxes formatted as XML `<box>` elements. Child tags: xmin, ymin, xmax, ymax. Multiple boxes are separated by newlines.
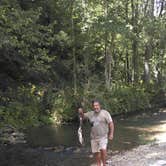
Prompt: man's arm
<box><xmin>108</xmin><ymin>121</ymin><xmax>114</xmax><ymax>140</ymax></box>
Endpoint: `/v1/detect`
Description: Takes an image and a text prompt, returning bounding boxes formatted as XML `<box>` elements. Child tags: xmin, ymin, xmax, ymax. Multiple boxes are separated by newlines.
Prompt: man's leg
<box><xmin>91</xmin><ymin>139</ymin><xmax>101</xmax><ymax>166</ymax></box>
<box><xmin>100</xmin><ymin>149</ymin><xmax>107</xmax><ymax>166</ymax></box>
<box><xmin>99</xmin><ymin>138</ymin><xmax>108</xmax><ymax>166</ymax></box>
<box><xmin>94</xmin><ymin>152</ymin><xmax>101</xmax><ymax>166</ymax></box>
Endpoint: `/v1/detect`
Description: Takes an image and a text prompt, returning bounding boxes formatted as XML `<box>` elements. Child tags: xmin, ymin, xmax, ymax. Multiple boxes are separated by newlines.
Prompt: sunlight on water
<box><xmin>155</xmin><ymin>133</ymin><xmax>166</xmax><ymax>143</ymax></box>
<box><xmin>154</xmin><ymin>123</ymin><xmax>166</xmax><ymax>143</ymax></box>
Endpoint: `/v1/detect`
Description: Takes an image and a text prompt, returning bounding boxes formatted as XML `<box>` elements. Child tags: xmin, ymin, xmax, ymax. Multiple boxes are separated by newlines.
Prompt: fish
<box><xmin>78</xmin><ymin>126</ymin><xmax>83</xmax><ymax>144</ymax></box>
<box><xmin>78</xmin><ymin>116</ymin><xmax>84</xmax><ymax>145</ymax></box>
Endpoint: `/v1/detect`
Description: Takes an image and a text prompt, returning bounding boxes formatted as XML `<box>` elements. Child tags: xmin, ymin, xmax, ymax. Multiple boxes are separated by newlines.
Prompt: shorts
<box><xmin>91</xmin><ymin>137</ymin><xmax>108</xmax><ymax>153</ymax></box>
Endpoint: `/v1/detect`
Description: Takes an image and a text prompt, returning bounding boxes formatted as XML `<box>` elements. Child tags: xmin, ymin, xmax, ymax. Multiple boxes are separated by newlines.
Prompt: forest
<box><xmin>0</xmin><ymin>0</ymin><xmax>165</xmax><ymax>128</ymax></box>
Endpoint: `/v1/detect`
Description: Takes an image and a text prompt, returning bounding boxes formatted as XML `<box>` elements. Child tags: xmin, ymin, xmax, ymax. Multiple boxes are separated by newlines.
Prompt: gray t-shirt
<box><xmin>84</xmin><ymin>109</ymin><xmax>112</xmax><ymax>140</ymax></box>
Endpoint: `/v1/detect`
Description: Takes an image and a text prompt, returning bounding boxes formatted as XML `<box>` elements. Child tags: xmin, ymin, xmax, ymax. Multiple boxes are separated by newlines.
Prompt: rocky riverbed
<box><xmin>1</xmin><ymin>141</ymin><xmax>166</xmax><ymax>166</ymax></box>
<box><xmin>108</xmin><ymin>142</ymin><xmax>166</xmax><ymax>166</ymax></box>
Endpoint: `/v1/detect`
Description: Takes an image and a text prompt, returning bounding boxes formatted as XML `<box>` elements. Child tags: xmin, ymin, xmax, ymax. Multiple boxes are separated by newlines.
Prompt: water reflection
<box><xmin>26</xmin><ymin>124</ymin><xmax>80</xmax><ymax>147</ymax></box>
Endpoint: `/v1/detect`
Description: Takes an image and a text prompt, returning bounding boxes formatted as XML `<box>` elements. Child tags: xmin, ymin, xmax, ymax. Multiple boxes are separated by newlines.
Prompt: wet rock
<box><xmin>44</xmin><ymin>145</ymin><xmax>64</xmax><ymax>152</ymax></box>
<box><xmin>153</xmin><ymin>112</ymin><xmax>158</xmax><ymax>116</ymax></box>
<box><xmin>73</xmin><ymin>147</ymin><xmax>81</xmax><ymax>153</ymax></box>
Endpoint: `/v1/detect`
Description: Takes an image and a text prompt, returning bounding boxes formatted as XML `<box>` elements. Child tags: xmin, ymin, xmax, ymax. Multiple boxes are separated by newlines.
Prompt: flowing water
<box><xmin>25</xmin><ymin>108</ymin><xmax>166</xmax><ymax>166</ymax></box>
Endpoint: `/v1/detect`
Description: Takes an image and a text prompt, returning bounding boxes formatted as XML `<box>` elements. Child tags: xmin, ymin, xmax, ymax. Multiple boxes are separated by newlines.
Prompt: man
<box><xmin>78</xmin><ymin>100</ymin><xmax>114</xmax><ymax>166</ymax></box>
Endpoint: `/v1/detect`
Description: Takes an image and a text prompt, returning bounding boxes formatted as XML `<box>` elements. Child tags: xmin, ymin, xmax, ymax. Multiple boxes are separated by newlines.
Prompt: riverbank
<box><xmin>109</xmin><ymin>142</ymin><xmax>166</xmax><ymax>166</ymax></box>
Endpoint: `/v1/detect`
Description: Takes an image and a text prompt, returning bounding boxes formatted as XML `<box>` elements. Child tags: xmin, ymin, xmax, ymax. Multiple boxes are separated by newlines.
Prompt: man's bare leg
<box><xmin>100</xmin><ymin>149</ymin><xmax>107</xmax><ymax>166</ymax></box>
<box><xmin>95</xmin><ymin>152</ymin><xmax>101</xmax><ymax>166</ymax></box>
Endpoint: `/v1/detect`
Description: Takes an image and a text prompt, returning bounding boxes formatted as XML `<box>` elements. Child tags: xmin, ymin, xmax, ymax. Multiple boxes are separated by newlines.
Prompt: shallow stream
<box><xmin>25</xmin><ymin>108</ymin><xmax>166</xmax><ymax>165</ymax></box>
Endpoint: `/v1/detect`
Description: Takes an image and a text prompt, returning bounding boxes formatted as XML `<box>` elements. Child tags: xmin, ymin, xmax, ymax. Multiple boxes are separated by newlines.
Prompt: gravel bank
<box><xmin>110</xmin><ymin>142</ymin><xmax>166</xmax><ymax>166</ymax></box>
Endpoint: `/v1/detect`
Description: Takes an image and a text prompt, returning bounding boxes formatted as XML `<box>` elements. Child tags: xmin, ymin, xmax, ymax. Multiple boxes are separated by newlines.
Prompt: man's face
<box><xmin>93</xmin><ymin>102</ymin><xmax>101</xmax><ymax>113</ymax></box>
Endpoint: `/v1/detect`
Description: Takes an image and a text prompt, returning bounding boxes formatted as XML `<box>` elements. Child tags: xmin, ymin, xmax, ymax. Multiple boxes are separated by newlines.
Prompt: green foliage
<box><xmin>71</xmin><ymin>83</ymin><xmax>152</xmax><ymax>115</ymax></box>
<box><xmin>41</xmin><ymin>87</ymin><xmax>79</xmax><ymax>122</ymax></box>
<box><xmin>107</xmin><ymin>86</ymin><xmax>151</xmax><ymax>114</ymax></box>
<box><xmin>0</xmin><ymin>0</ymin><xmax>165</xmax><ymax>128</ymax></box>
<box><xmin>0</xmin><ymin>85</ymin><xmax>79</xmax><ymax>127</ymax></box>
<box><xmin>0</xmin><ymin>85</ymin><xmax>47</xmax><ymax>128</ymax></box>
<box><xmin>0</xmin><ymin>4</ymin><xmax>56</xmax><ymax>82</ymax></box>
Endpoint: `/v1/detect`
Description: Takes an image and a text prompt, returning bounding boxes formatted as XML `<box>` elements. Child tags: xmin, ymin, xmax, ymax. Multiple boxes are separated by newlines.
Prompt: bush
<box><xmin>0</xmin><ymin>85</ymin><xmax>43</xmax><ymax>128</ymax></box>
<box><xmin>0</xmin><ymin>83</ymin><xmax>155</xmax><ymax>128</ymax></box>
<box><xmin>106</xmin><ymin>86</ymin><xmax>151</xmax><ymax>114</ymax></box>
<box><xmin>72</xmin><ymin>84</ymin><xmax>152</xmax><ymax>115</ymax></box>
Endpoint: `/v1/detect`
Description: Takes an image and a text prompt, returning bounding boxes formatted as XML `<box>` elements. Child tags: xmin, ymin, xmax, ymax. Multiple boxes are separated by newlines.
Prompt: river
<box><xmin>23</xmin><ymin>108</ymin><xmax>166</xmax><ymax>166</ymax></box>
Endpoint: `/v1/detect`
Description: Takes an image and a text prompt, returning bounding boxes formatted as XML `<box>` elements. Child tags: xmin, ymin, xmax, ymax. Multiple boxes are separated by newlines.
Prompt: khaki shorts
<box><xmin>91</xmin><ymin>137</ymin><xmax>108</xmax><ymax>153</ymax></box>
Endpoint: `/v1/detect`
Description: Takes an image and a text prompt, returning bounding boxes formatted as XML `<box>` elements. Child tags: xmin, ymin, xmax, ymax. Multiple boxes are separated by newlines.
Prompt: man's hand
<box><xmin>77</xmin><ymin>107</ymin><xmax>84</xmax><ymax>118</ymax></box>
<box><xmin>109</xmin><ymin>134</ymin><xmax>113</xmax><ymax>141</ymax></box>
<box><xmin>78</xmin><ymin>108</ymin><xmax>83</xmax><ymax>114</ymax></box>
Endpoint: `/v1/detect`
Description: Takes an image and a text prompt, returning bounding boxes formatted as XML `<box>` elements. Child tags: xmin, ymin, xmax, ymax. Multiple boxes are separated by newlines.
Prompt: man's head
<box><xmin>92</xmin><ymin>100</ymin><xmax>101</xmax><ymax>113</ymax></box>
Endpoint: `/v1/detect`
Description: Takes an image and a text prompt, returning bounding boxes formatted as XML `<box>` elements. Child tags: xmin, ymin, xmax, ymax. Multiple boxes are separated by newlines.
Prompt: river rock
<box><xmin>0</xmin><ymin>126</ymin><xmax>26</xmax><ymax>144</ymax></box>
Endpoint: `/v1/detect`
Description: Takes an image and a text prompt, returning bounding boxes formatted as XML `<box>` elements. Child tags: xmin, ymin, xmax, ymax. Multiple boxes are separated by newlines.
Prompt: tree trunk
<box><xmin>131</xmin><ymin>0</ymin><xmax>139</xmax><ymax>83</ymax></box>
<box><xmin>143</xmin><ymin>0</ymin><xmax>154</xmax><ymax>84</ymax></box>
<box><xmin>125</xmin><ymin>0</ymin><xmax>131</xmax><ymax>83</ymax></box>
<box><xmin>104</xmin><ymin>0</ymin><xmax>112</xmax><ymax>89</ymax></box>
<box><xmin>71</xmin><ymin>0</ymin><xmax>77</xmax><ymax>95</ymax></box>
<box><xmin>144</xmin><ymin>45</ymin><xmax>151</xmax><ymax>83</ymax></box>
<box><xmin>126</xmin><ymin>50</ymin><xmax>131</xmax><ymax>83</ymax></box>
<box><xmin>159</xmin><ymin>0</ymin><xmax>164</xmax><ymax>17</ymax></box>
<box><xmin>82</xmin><ymin>0</ymin><xmax>91</xmax><ymax>106</ymax></box>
